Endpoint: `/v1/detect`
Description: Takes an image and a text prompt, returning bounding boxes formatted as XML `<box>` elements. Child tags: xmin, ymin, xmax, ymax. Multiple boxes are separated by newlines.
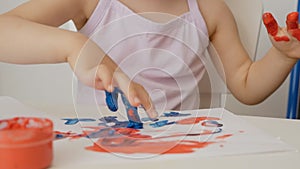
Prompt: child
<box><xmin>0</xmin><ymin>0</ymin><xmax>299</xmax><ymax>120</ymax></box>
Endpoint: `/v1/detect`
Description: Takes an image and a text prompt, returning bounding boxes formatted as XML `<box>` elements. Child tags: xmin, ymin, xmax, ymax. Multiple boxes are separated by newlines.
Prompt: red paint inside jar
<box><xmin>0</xmin><ymin>117</ymin><xmax>53</xmax><ymax>169</ymax></box>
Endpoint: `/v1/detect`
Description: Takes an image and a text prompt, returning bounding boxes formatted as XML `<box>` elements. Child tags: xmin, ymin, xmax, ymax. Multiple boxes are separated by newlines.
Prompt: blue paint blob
<box><xmin>113</xmin><ymin>121</ymin><xmax>129</xmax><ymax>128</ymax></box>
<box><xmin>127</xmin><ymin>120</ymin><xmax>143</xmax><ymax>129</ymax></box>
<box><xmin>99</xmin><ymin>116</ymin><xmax>118</xmax><ymax>123</ymax></box>
<box><xmin>163</xmin><ymin>112</ymin><xmax>191</xmax><ymax>117</ymax></box>
<box><xmin>202</xmin><ymin>120</ymin><xmax>223</xmax><ymax>127</ymax></box>
<box><xmin>149</xmin><ymin>120</ymin><xmax>176</xmax><ymax>128</ymax></box>
<box><xmin>213</xmin><ymin>128</ymin><xmax>222</xmax><ymax>134</ymax></box>
<box><xmin>86</xmin><ymin>128</ymin><xmax>115</xmax><ymax>138</ymax></box>
<box><xmin>55</xmin><ymin>134</ymin><xmax>65</xmax><ymax>139</ymax></box>
<box><xmin>141</xmin><ymin>117</ymin><xmax>159</xmax><ymax>122</ymax></box>
<box><xmin>105</xmin><ymin>90</ymin><xmax>119</xmax><ymax>112</ymax></box>
<box><xmin>62</xmin><ymin>118</ymin><xmax>96</xmax><ymax>125</ymax></box>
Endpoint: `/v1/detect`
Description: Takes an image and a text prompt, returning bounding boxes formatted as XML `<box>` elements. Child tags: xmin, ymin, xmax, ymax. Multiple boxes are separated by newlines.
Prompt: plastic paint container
<box><xmin>0</xmin><ymin>117</ymin><xmax>53</xmax><ymax>169</ymax></box>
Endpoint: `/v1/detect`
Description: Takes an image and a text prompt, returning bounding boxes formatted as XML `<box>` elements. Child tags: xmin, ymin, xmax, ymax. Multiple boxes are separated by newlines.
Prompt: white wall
<box><xmin>0</xmin><ymin>0</ymin><xmax>76</xmax><ymax>109</ymax></box>
<box><xmin>0</xmin><ymin>0</ymin><xmax>298</xmax><ymax>117</ymax></box>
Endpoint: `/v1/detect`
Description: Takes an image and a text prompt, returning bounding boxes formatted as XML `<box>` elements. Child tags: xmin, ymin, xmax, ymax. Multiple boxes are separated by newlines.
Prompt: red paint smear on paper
<box><xmin>176</xmin><ymin>117</ymin><xmax>220</xmax><ymax>125</ymax></box>
<box><xmin>86</xmin><ymin>138</ymin><xmax>214</xmax><ymax>154</ymax></box>
<box><xmin>216</xmin><ymin>134</ymin><xmax>233</xmax><ymax>140</ymax></box>
<box><xmin>84</xmin><ymin>127</ymin><xmax>224</xmax><ymax>154</ymax></box>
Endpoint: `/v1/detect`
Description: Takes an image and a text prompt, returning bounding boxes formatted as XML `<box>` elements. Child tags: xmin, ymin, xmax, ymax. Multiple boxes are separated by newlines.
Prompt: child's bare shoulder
<box><xmin>197</xmin><ymin>0</ymin><xmax>236</xmax><ymax>37</ymax></box>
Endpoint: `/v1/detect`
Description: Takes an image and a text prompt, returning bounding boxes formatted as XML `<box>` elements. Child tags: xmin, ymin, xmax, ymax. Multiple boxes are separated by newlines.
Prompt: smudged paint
<box><xmin>163</xmin><ymin>112</ymin><xmax>191</xmax><ymax>117</ymax></box>
<box><xmin>216</xmin><ymin>134</ymin><xmax>233</xmax><ymax>140</ymax></box>
<box><xmin>55</xmin><ymin>114</ymin><xmax>233</xmax><ymax>155</ymax></box>
<box><xmin>176</xmin><ymin>117</ymin><xmax>220</xmax><ymax>125</ymax></box>
<box><xmin>99</xmin><ymin>116</ymin><xmax>118</xmax><ymax>123</ymax></box>
<box><xmin>54</xmin><ymin>131</ymin><xmax>85</xmax><ymax>140</ymax></box>
<box><xmin>201</xmin><ymin>120</ymin><xmax>223</xmax><ymax>127</ymax></box>
<box><xmin>86</xmin><ymin>128</ymin><xmax>116</xmax><ymax>138</ymax></box>
<box><xmin>86</xmin><ymin>137</ymin><xmax>215</xmax><ymax>154</ymax></box>
<box><xmin>127</xmin><ymin>120</ymin><xmax>143</xmax><ymax>129</ymax></box>
<box><xmin>61</xmin><ymin>118</ymin><xmax>96</xmax><ymax>125</ymax></box>
<box><xmin>149</xmin><ymin>120</ymin><xmax>176</xmax><ymax>128</ymax></box>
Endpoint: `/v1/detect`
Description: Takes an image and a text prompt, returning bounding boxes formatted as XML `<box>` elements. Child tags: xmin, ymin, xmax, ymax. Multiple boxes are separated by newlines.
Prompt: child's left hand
<box><xmin>263</xmin><ymin>12</ymin><xmax>300</xmax><ymax>60</ymax></box>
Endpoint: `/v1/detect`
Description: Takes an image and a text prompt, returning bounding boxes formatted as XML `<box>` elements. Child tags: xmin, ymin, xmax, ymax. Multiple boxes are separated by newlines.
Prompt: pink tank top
<box><xmin>77</xmin><ymin>0</ymin><xmax>209</xmax><ymax>111</ymax></box>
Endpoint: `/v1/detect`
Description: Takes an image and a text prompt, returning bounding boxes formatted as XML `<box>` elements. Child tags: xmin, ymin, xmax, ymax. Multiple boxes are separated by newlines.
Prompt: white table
<box><xmin>1</xmin><ymin>97</ymin><xmax>300</xmax><ymax>169</ymax></box>
<box><xmin>36</xmin><ymin>103</ymin><xmax>300</xmax><ymax>169</ymax></box>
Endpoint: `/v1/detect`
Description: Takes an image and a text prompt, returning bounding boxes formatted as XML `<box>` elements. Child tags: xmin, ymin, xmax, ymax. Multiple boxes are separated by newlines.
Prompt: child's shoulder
<box><xmin>197</xmin><ymin>0</ymin><xmax>236</xmax><ymax>37</ymax></box>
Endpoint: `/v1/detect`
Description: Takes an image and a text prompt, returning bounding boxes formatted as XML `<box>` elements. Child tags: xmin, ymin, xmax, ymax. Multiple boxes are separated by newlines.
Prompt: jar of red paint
<box><xmin>0</xmin><ymin>117</ymin><xmax>53</xmax><ymax>169</ymax></box>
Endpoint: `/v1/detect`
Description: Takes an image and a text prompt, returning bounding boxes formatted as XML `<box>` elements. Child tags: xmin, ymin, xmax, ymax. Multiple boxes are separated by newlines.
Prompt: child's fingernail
<box><xmin>149</xmin><ymin>109</ymin><xmax>158</xmax><ymax>120</ymax></box>
<box><xmin>108</xmin><ymin>85</ymin><xmax>114</xmax><ymax>92</ymax></box>
<box><xmin>134</xmin><ymin>97</ymin><xmax>141</xmax><ymax>104</ymax></box>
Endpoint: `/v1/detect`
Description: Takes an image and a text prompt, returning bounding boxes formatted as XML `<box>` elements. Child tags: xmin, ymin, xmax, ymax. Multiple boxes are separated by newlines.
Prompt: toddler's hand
<box><xmin>67</xmin><ymin>38</ymin><xmax>158</xmax><ymax>120</ymax></box>
<box><xmin>263</xmin><ymin>12</ymin><xmax>300</xmax><ymax>59</ymax></box>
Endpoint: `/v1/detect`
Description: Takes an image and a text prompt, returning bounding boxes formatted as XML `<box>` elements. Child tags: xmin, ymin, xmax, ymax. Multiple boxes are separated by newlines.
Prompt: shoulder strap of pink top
<box><xmin>187</xmin><ymin>0</ymin><xmax>208</xmax><ymax>37</ymax></box>
<box><xmin>79</xmin><ymin>0</ymin><xmax>112</xmax><ymax>36</ymax></box>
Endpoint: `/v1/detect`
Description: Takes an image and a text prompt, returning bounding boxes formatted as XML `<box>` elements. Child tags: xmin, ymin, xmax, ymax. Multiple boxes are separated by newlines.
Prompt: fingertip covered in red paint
<box><xmin>286</xmin><ymin>12</ymin><xmax>299</xmax><ymax>30</ymax></box>
<box><xmin>263</xmin><ymin>12</ymin><xmax>278</xmax><ymax>36</ymax></box>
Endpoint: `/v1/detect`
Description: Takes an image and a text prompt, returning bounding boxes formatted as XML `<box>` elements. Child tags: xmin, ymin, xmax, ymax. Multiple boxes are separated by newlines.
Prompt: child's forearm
<box><xmin>233</xmin><ymin>47</ymin><xmax>297</xmax><ymax>105</ymax></box>
<box><xmin>0</xmin><ymin>15</ymin><xmax>85</xmax><ymax>64</ymax></box>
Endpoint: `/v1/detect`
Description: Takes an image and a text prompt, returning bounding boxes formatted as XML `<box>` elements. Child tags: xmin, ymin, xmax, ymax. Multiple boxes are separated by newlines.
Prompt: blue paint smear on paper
<box><xmin>99</xmin><ymin>116</ymin><xmax>142</xmax><ymax>129</ymax></box>
<box><xmin>62</xmin><ymin>118</ymin><xmax>96</xmax><ymax>125</ymax></box>
<box><xmin>86</xmin><ymin>128</ymin><xmax>116</xmax><ymax>138</ymax></box>
<box><xmin>127</xmin><ymin>120</ymin><xmax>143</xmax><ymax>129</ymax></box>
<box><xmin>202</xmin><ymin>120</ymin><xmax>223</xmax><ymax>127</ymax></box>
<box><xmin>149</xmin><ymin>120</ymin><xmax>176</xmax><ymax>128</ymax></box>
<box><xmin>163</xmin><ymin>112</ymin><xmax>191</xmax><ymax>117</ymax></box>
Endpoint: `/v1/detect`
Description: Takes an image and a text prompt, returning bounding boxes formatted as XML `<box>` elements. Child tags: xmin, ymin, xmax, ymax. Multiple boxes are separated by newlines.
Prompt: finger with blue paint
<box><xmin>105</xmin><ymin>88</ymin><xmax>142</xmax><ymax>129</ymax></box>
<box><xmin>105</xmin><ymin>89</ymin><xmax>119</xmax><ymax>112</ymax></box>
<box><xmin>105</xmin><ymin>87</ymin><xmax>142</xmax><ymax>121</ymax></box>
<box><xmin>105</xmin><ymin>87</ymin><xmax>158</xmax><ymax>126</ymax></box>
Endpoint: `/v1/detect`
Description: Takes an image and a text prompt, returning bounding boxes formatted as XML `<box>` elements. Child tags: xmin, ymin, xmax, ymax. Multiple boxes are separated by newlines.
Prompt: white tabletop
<box><xmin>1</xmin><ymin>97</ymin><xmax>300</xmax><ymax>169</ymax></box>
<box><xmin>38</xmin><ymin>104</ymin><xmax>300</xmax><ymax>169</ymax></box>
<box><xmin>70</xmin><ymin>116</ymin><xmax>299</xmax><ymax>169</ymax></box>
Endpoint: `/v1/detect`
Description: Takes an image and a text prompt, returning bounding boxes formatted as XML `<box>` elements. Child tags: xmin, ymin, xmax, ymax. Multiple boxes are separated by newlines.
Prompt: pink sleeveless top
<box><xmin>77</xmin><ymin>0</ymin><xmax>209</xmax><ymax>111</ymax></box>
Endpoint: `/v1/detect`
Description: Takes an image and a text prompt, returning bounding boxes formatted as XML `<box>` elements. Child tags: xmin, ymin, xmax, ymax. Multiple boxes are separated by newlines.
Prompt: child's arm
<box><xmin>0</xmin><ymin>0</ymin><xmax>157</xmax><ymax>118</ymax></box>
<box><xmin>205</xmin><ymin>0</ymin><xmax>298</xmax><ymax>105</ymax></box>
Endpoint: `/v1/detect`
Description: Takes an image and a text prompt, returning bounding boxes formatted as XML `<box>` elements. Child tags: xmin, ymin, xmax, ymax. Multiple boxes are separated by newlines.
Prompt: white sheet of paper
<box><xmin>0</xmin><ymin>96</ymin><xmax>296</xmax><ymax>168</ymax></box>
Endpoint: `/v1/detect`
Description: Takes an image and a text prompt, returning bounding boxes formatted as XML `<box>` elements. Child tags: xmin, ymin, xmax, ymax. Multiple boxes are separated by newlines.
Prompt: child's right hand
<box><xmin>66</xmin><ymin>37</ymin><xmax>158</xmax><ymax>120</ymax></box>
